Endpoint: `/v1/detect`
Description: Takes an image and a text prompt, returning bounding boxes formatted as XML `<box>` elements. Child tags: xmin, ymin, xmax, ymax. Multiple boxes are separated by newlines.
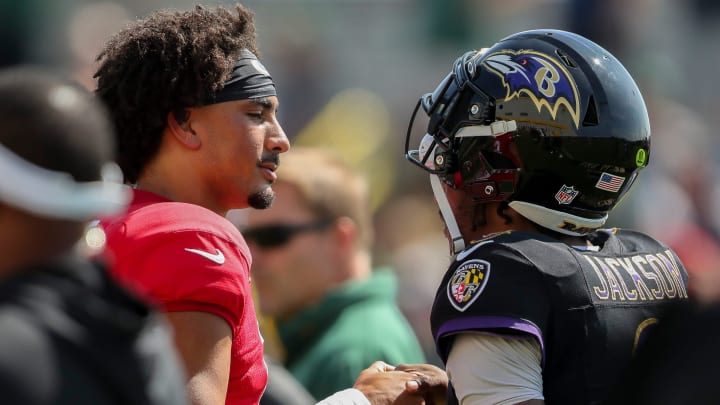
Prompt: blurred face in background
<box><xmin>244</xmin><ymin>181</ymin><xmax>339</xmax><ymax>321</ymax></box>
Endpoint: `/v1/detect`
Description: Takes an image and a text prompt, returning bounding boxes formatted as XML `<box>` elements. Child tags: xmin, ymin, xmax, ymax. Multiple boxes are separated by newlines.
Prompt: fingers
<box><xmin>395</xmin><ymin>364</ymin><xmax>449</xmax><ymax>395</ymax></box>
<box><xmin>354</xmin><ymin>362</ymin><xmax>447</xmax><ymax>403</ymax></box>
<box><xmin>368</xmin><ymin>360</ymin><xmax>396</xmax><ymax>373</ymax></box>
<box><xmin>354</xmin><ymin>368</ymin><xmax>423</xmax><ymax>405</ymax></box>
<box><xmin>405</xmin><ymin>379</ymin><xmax>421</xmax><ymax>392</ymax></box>
<box><xmin>395</xmin><ymin>363</ymin><xmax>442</xmax><ymax>373</ymax></box>
<box><xmin>396</xmin><ymin>364</ymin><xmax>446</xmax><ymax>380</ymax></box>
<box><xmin>404</xmin><ymin>374</ymin><xmax>432</xmax><ymax>394</ymax></box>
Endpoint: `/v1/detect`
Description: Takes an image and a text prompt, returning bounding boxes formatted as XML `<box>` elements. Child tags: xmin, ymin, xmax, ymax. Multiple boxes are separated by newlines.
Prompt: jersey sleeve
<box><xmin>114</xmin><ymin>230</ymin><xmax>250</xmax><ymax>331</ymax></box>
<box><xmin>431</xmin><ymin>242</ymin><xmax>551</xmax><ymax>364</ymax></box>
<box><xmin>446</xmin><ymin>332</ymin><xmax>544</xmax><ymax>404</ymax></box>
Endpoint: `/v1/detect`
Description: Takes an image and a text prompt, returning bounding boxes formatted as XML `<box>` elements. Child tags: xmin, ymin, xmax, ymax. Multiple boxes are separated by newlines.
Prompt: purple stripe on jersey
<box><xmin>436</xmin><ymin>316</ymin><xmax>545</xmax><ymax>367</ymax></box>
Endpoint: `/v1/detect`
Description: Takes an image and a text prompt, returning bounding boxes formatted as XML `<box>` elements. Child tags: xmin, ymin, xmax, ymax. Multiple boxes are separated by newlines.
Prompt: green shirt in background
<box><xmin>278</xmin><ymin>268</ymin><xmax>425</xmax><ymax>400</ymax></box>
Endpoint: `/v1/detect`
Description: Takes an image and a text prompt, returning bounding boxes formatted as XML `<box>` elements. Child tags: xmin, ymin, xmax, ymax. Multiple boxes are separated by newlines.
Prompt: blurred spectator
<box><xmin>243</xmin><ymin>146</ymin><xmax>425</xmax><ymax>400</ymax></box>
<box><xmin>0</xmin><ymin>67</ymin><xmax>187</xmax><ymax>404</ymax></box>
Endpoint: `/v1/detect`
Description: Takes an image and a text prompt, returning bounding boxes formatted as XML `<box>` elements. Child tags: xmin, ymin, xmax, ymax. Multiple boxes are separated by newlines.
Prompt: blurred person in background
<box><xmin>242</xmin><ymin>146</ymin><xmax>426</xmax><ymax>401</ymax></box>
<box><xmin>0</xmin><ymin>67</ymin><xmax>187</xmax><ymax>404</ymax></box>
<box><xmin>95</xmin><ymin>4</ymin><xmax>290</xmax><ymax>404</ymax></box>
<box><xmin>405</xmin><ymin>29</ymin><xmax>688</xmax><ymax>404</ymax></box>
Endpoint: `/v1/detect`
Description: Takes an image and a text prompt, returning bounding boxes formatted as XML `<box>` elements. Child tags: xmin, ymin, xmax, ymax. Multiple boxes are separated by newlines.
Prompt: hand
<box><xmin>353</xmin><ymin>361</ymin><xmax>447</xmax><ymax>405</ymax></box>
<box><xmin>397</xmin><ymin>364</ymin><xmax>448</xmax><ymax>405</ymax></box>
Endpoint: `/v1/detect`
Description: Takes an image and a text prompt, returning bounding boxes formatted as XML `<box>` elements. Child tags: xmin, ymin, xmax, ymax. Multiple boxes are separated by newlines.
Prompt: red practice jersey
<box><xmin>101</xmin><ymin>189</ymin><xmax>267</xmax><ymax>404</ymax></box>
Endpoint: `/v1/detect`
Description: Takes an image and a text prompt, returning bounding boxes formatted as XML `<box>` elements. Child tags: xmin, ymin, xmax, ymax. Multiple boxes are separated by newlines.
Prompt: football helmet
<box><xmin>406</xmin><ymin>30</ymin><xmax>650</xmax><ymax>253</ymax></box>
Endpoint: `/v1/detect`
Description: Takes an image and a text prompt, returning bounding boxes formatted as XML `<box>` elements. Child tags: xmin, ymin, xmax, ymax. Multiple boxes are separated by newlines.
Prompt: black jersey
<box><xmin>605</xmin><ymin>301</ymin><xmax>720</xmax><ymax>405</ymax></box>
<box><xmin>0</xmin><ymin>255</ymin><xmax>187</xmax><ymax>405</ymax></box>
<box><xmin>430</xmin><ymin>228</ymin><xmax>689</xmax><ymax>405</ymax></box>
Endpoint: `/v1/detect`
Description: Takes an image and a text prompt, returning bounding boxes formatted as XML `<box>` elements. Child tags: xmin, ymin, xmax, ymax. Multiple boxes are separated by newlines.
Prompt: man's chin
<box><xmin>248</xmin><ymin>188</ymin><xmax>275</xmax><ymax>209</ymax></box>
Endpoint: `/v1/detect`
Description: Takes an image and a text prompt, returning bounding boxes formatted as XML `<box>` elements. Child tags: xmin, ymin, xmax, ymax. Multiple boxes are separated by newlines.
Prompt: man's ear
<box><xmin>167</xmin><ymin>109</ymin><xmax>201</xmax><ymax>150</ymax></box>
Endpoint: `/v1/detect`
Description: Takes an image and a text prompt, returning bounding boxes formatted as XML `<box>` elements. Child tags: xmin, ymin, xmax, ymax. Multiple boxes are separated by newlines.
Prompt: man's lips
<box><xmin>259</xmin><ymin>164</ymin><xmax>277</xmax><ymax>182</ymax></box>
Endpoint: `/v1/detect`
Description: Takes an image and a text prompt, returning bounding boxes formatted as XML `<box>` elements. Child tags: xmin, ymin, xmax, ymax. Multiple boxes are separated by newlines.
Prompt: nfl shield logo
<box><xmin>555</xmin><ymin>185</ymin><xmax>578</xmax><ymax>205</ymax></box>
<box><xmin>447</xmin><ymin>260</ymin><xmax>491</xmax><ymax>312</ymax></box>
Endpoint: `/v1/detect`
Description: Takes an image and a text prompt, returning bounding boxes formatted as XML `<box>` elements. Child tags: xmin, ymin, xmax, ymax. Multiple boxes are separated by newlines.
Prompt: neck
<box><xmin>462</xmin><ymin>202</ymin><xmax>539</xmax><ymax>243</ymax></box>
<box><xmin>322</xmin><ymin>250</ymin><xmax>373</xmax><ymax>299</ymax></box>
<box><xmin>346</xmin><ymin>249</ymin><xmax>372</xmax><ymax>281</ymax></box>
<box><xmin>136</xmin><ymin>162</ymin><xmax>227</xmax><ymax>217</ymax></box>
<box><xmin>274</xmin><ymin>249</ymin><xmax>373</xmax><ymax>324</ymax></box>
<box><xmin>323</xmin><ymin>249</ymin><xmax>372</xmax><ymax>291</ymax></box>
<box><xmin>134</xmin><ymin>128</ymin><xmax>230</xmax><ymax>216</ymax></box>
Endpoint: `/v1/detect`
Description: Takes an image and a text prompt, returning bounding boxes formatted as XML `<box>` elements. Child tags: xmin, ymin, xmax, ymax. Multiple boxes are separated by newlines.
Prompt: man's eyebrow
<box><xmin>249</xmin><ymin>97</ymin><xmax>274</xmax><ymax>109</ymax></box>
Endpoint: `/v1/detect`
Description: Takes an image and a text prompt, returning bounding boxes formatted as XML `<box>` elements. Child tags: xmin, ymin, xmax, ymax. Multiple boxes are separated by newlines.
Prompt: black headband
<box><xmin>205</xmin><ymin>49</ymin><xmax>277</xmax><ymax>105</ymax></box>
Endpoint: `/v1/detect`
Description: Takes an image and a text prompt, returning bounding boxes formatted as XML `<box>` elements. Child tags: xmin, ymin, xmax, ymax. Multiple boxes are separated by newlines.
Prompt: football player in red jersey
<box><xmin>405</xmin><ymin>30</ymin><xmax>689</xmax><ymax>404</ymax></box>
<box><xmin>95</xmin><ymin>4</ymin><xmax>289</xmax><ymax>404</ymax></box>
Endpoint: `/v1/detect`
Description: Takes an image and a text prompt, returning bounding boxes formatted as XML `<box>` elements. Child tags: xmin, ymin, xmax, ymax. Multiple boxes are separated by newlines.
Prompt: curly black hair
<box><xmin>94</xmin><ymin>4</ymin><xmax>258</xmax><ymax>183</ymax></box>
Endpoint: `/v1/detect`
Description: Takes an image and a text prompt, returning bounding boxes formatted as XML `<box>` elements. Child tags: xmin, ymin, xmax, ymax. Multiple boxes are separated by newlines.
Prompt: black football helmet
<box><xmin>406</xmin><ymin>29</ymin><xmax>650</xmax><ymax>252</ymax></box>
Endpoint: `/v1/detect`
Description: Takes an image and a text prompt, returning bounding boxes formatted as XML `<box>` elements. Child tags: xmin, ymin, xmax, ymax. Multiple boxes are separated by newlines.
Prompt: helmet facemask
<box><xmin>406</xmin><ymin>51</ymin><xmax>521</xmax><ymax>255</ymax></box>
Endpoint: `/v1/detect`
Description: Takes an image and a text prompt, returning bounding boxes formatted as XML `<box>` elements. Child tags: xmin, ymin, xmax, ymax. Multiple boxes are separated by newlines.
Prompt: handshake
<box><xmin>318</xmin><ymin>362</ymin><xmax>448</xmax><ymax>405</ymax></box>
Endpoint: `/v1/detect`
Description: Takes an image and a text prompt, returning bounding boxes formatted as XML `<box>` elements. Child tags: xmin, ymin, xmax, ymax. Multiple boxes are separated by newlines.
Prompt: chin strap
<box><xmin>509</xmin><ymin>200</ymin><xmax>608</xmax><ymax>236</ymax></box>
<box><xmin>430</xmin><ymin>174</ymin><xmax>465</xmax><ymax>255</ymax></box>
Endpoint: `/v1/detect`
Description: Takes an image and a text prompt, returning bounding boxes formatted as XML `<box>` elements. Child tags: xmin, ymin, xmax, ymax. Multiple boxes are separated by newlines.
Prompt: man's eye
<box><xmin>248</xmin><ymin>112</ymin><xmax>263</xmax><ymax>119</ymax></box>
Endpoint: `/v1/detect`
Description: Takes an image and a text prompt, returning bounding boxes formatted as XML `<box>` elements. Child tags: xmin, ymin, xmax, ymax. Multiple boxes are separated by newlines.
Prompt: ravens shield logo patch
<box><xmin>447</xmin><ymin>259</ymin><xmax>491</xmax><ymax>312</ymax></box>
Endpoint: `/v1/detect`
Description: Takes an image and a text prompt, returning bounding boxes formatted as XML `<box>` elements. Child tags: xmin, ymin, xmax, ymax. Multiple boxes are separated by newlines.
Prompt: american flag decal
<box><xmin>595</xmin><ymin>172</ymin><xmax>625</xmax><ymax>193</ymax></box>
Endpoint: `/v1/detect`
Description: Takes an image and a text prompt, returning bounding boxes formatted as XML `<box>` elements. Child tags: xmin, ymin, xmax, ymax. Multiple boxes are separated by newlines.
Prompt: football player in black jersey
<box><xmin>405</xmin><ymin>29</ymin><xmax>689</xmax><ymax>405</ymax></box>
